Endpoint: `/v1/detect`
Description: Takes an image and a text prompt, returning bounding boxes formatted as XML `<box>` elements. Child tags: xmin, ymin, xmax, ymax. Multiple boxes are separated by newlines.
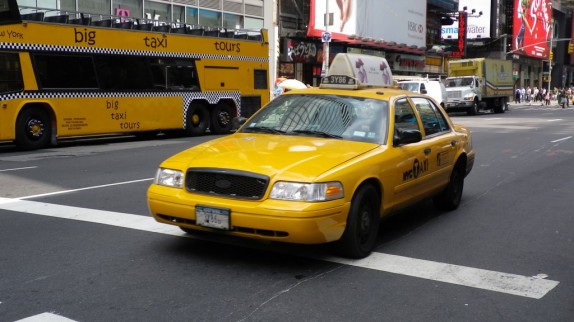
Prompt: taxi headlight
<box><xmin>154</xmin><ymin>168</ymin><xmax>184</xmax><ymax>188</ymax></box>
<box><xmin>270</xmin><ymin>181</ymin><xmax>344</xmax><ymax>201</ymax></box>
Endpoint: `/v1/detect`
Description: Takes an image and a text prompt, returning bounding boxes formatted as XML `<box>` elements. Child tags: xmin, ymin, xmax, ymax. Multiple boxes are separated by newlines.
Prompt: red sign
<box><xmin>451</xmin><ymin>11</ymin><xmax>467</xmax><ymax>57</ymax></box>
<box><xmin>512</xmin><ymin>0</ymin><xmax>552</xmax><ymax>59</ymax></box>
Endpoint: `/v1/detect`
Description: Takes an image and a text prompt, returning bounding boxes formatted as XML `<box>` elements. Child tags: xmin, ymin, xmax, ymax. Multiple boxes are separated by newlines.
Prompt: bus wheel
<box><xmin>15</xmin><ymin>107</ymin><xmax>52</xmax><ymax>150</ymax></box>
<box><xmin>210</xmin><ymin>102</ymin><xmax>234</xmax><ymax>134</ymax></box>
<box><xmin>185</xmin><ymin>103</ymin><xmax>209</xmax><ymax>136</ymax></box>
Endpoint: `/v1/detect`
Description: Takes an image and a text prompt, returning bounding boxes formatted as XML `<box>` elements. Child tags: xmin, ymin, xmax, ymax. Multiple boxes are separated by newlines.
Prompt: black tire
<box><xmin>433</xmin><ymin>162</ymin><xmax>465</xmax><ymax>211</ymax></box>
<box><xmin>15</xmin><ymin>107</ymin><xmax>52</xmax><ymax>150</ymax></box>
<box><xmin>493</xmin><ymin>98</ymin><xmax>506</xmax><ymax>114</ymax></box>
<box><xmin>210</xmin><ymin>102</ymin><xmax>234</xmax><ymax>134</ymax></box>
<box><xmin>185</xmin><ymin>103</ymin><xmax>209</xmax><ymax>136</ymax></box>
<box><xmin>467</xmin><ymin>100</ymin><xmax>478</xmax><ymax>115</ymax></box>
<box><xmin>337</xmin><ymin>185</ymin><xmax>381</xmax><ymax>259</ymax></box>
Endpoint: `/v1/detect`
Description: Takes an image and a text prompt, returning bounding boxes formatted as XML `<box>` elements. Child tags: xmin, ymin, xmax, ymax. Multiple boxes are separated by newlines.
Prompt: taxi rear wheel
<box><xmin>433</xmin><ymin>162</ymin><xmax>465</xmax><ymax>211</ymax></box>
<box><xmin>337</xmin><ymin>185</ymin><xmax>380</xmax><ymax>259</ymax></box>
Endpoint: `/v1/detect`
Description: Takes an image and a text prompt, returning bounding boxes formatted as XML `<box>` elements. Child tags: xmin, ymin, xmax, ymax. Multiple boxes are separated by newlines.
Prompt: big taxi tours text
<box><xmin>73</xmin><ymin>28</ymin><xmax>243</xmax><ymax>52</ymax></box>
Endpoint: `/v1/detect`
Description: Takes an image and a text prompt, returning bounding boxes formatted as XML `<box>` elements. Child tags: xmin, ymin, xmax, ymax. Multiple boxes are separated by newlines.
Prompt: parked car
<box><xmin>147</xmin><ymin>54</ymin><xmax>475</xmax><ymax>258</ymax></box>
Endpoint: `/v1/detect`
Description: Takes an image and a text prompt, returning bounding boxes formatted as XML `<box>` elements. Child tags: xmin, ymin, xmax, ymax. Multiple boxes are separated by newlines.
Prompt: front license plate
<box><xmin>196</xmin><ymin>205</ymin><xmax>230</xmax><ymax>230</ymax></box>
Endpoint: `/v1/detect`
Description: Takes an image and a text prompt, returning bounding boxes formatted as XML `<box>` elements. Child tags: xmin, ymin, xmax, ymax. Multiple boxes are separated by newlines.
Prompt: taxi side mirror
<box><xmin>393</xmin><ymin>128</ymin><xmax>422</xmax><ymax>146</ymax></box>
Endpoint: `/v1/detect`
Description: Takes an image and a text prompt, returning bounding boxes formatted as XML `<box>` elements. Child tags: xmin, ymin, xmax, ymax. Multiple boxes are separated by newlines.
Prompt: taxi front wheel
<box><xmin>433</xmin><ymin>162</ymin><xmax>464</xmax><ymax>211</ymax></box>
<box><xmin>337</xmin><ymin>185</ymin><xmax>381</xmax><ymax>259</ymax></box>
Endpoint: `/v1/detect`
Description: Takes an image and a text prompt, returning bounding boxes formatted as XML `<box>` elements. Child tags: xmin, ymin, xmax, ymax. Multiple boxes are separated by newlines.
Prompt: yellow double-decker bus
<box><xmin>0</xmin><ymin>0</ymin><xmax>269</xmax><ymax>149</ymax></box>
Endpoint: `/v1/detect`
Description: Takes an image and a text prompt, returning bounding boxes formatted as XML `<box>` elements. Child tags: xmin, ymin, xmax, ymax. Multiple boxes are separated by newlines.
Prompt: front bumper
<box><xmin>147</xmin><ymin>185</ymin><xmax>351</xmax><ymax>245</ymax></box>
<box><xmin>446</xmin><ymin>100</ymin><xmax>474</xmax><ymax>109</ymax></box>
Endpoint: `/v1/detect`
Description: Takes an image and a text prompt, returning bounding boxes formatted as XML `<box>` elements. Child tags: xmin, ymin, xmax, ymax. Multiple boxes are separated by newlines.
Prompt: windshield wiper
<box><xmin>290</xmin><ymin>129</ymin><xmax>342</xmax><ymax>139</ymax></box>
<box><xmin>242</xmin><ymin>126</ymin><xmax>286</xmax><ymax>134</ymax></box>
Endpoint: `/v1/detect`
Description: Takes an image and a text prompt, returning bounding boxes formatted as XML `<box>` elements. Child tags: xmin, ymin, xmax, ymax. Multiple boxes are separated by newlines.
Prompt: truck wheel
<box><xmin>467</xmin><ymin>100</ymin><xmax>478</xmax><ymax>115</ymax></box>
<box><xmin>493</xmin><ymin>98</ymin><xmax>506</xmax><ymax>114</ymax></box>
<box><xmin>15</xmin><ymin>107</ymin><xmax>52</xmax><ymax>150</ymax></box>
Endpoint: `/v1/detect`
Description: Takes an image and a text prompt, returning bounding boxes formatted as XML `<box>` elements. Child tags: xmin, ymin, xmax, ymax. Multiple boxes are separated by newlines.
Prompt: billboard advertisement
<box><xmin>512</xmin><ymin>0</ymin><xmax>552</xmax><ymax>59</ymax></box>
<box><xmin>307</xmin><ymin>0</ymin><xmax>426</xmax><ymax>48</ymax></box>
<box><xmin>441</xmin><ymin>0</ymin><xmax>491</xmax><ymax>40</ymax></box>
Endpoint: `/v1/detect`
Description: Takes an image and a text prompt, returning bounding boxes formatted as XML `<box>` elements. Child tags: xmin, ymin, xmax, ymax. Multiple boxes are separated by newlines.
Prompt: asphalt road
<box><xmin>1</xmin><ymin>105</ymin><xmax>573</xmax><ymax>322</ymax></box>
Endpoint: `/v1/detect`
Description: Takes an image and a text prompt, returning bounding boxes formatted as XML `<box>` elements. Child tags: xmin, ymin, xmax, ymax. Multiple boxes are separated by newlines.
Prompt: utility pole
<box><xmin>547</xmin><ymin>1</ymin><xmax>553</xmax><ymax>94</ymax></box>
<box><xmin>321</xmin><ymin>0</ymin><xmax>331</xmax><ymax>78</ymax></box>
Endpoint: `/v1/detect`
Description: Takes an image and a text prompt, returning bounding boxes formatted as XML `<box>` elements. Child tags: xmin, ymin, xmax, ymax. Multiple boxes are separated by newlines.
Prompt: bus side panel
<box><xmin>53</xmin><ymin>96</ymin><xmax>184</xmax><ymax>136</ymax></box>
<box><xmin>201</xmin><ymin>66</ymin><xmax>240</xmax><ymax>91</ymax></box>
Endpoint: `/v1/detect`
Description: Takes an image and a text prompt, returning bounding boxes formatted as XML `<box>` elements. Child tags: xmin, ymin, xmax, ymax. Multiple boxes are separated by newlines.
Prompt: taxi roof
<box><xmin>319</xmin><ymin>53</ymin><xmax>395</xmax><ymax>90</ymax></box>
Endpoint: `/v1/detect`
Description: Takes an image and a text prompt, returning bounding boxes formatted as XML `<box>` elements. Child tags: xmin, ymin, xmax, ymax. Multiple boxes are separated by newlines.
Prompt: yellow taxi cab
<box><xmin>147</xmin><ymin>53</ymin><xmax>475</xmax><ymax>258</ymax></box>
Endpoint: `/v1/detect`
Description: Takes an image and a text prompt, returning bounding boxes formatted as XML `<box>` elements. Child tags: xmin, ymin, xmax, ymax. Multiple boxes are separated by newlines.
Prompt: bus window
<box><xmin>33</xmin><ymin>54</ymin><xmax>98</xmax><ymax>89</ymax></box>
<box><xmin>0</xmin><ymin>53</ymin><xmax>23</xmax><ymax>93</ymax></box>
<box><xmin>93</xmin><ymin>55</ymin><xmax>155</xmax><ymax>90</ymax></box>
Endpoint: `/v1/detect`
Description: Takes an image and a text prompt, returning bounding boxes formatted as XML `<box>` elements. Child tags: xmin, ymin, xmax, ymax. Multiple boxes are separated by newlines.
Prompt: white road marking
<box><xmin>15</xmin><ymin>178</ymin><xmax>154</xmax><ymax>200</ymax></box>
<box><xmin>15</xmin><ymin>312</ymin><xmax>77</xmax><ymax>321</ymax></box>
<box><xmin>0</xmin><ymin>198</ymin><xmax>559</xmax><ymax>299</ymax></box>
<box><xmin>551</xmin><ymin>136</ymin><xmax>572</xmax><ymax>143</ymax></box>
<box><xmin>0</xmin><ymin>166</ymin><xmax>38</xmax><ymax>172</ymax></box>
<box><xmin>321</xmin><ymin>254</ymin><xmax>558</xmax><ymax>299</ymax></box>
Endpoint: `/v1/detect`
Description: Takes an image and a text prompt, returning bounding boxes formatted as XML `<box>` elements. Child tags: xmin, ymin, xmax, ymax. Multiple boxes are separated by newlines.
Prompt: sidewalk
<box><xmin>508</xmin><ymin>100</ymin><xmax>573</xmax><ymax>109</ymax></box>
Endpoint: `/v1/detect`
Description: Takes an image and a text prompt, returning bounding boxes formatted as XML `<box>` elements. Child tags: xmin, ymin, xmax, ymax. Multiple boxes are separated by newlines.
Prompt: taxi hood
<box><xmin>166</xmin><ymin>134</ymin><xmax>380</xmax><ymax>181</ymax></box>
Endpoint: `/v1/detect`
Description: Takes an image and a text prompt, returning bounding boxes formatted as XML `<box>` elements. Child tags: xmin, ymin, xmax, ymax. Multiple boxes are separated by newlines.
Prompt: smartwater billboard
<box><xmin>441</xmin><ymin>0</ymin><xmax>491</xmax><ymax>40</ymax></box>
<box><xmin>512</xmin><ymin>0</ymin><xmax>552</xmax><ymax>58</ymax></box>
<box><xmin>307</xmin><ymin>0</ymin><xmax>426</xmax><ymax>48</ymax></box>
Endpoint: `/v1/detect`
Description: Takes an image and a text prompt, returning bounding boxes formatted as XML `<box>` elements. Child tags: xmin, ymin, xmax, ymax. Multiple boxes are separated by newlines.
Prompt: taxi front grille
<box><xmin>185</xmin><ymin>168</ymin><xmax>269</xmax><ymax>200</ymax></box>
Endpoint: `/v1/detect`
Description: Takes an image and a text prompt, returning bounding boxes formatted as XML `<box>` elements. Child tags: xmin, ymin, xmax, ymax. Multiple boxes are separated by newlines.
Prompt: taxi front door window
<box><xmin>394</xmin><ymin>98</ymin><xmax>420</xmax><ymax>132</ymax></box>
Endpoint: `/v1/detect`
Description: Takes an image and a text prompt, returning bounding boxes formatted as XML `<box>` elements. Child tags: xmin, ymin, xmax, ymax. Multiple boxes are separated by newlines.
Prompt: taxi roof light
<box><xmin>320</xmin><ymin>53</ymin><xmax>394</xmax><ymax>90</ymax></box>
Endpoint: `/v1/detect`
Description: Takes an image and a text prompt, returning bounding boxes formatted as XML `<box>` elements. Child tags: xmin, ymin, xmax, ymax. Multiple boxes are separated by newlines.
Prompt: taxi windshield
<box><xmin>240</xmin><ymin>94</ymin><xmax>389</xmax><ymax>144</ymax></box>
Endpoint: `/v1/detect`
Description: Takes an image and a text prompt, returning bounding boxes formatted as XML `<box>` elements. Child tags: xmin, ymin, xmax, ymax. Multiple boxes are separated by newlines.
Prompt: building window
<box><xmin>199</xmin><ymin>9</ymin><xmax>221</xmax><ymax>27</ymax></box>
<box><xmin>223</xmin><ymin>13</ymin><xmax>242</xmax><ymax>29</ymax></box>
<box><xmin>244</xmin><ymin>16</ymin><xmax>263</xmax><ymax>29</ymax></box>
<box><xmin>78</xmin><ymin>0</ymin><xmax>111</xmax><ymax>16</ymax></box>
<box><xmin>114</xmin><ymin>0</ymin><xmax>143</xmax><ymax>19</ymax></box>
<box><xmin>144</xmin><ymin>0</ymin><xmax>170</xmax><ymax>23</ymax></box>
<box><xmin>186</xmin><ymin>7</ymin><xmax>198</xmax><ymax>25</ymax></box>
<box><xmin>173</xmin><ymin>4</ymin><xmax>185</xmax><ymax>23</ymax></box>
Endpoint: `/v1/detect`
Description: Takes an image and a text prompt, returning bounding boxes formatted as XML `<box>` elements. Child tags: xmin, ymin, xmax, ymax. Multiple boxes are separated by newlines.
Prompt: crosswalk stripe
<box><xmin>14</xmin><ymin>312</ymin><xmax>77</xmax><ymax>322</ymax></box>
<box><xmin>0</xmin><ymin>198</ymin><xmax>559</xmax><ymax>299</ymax></box>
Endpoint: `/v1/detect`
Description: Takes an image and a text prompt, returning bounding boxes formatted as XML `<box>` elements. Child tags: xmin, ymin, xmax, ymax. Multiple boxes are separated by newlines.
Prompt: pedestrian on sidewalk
<box><xmin>515</xmin><ymin>87</ymin><xmax>521</xmax><ymax>103</ymax></box>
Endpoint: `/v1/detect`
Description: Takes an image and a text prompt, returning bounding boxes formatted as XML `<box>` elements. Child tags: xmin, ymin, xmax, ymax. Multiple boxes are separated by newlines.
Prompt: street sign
<box><xmin>322</xmin><ymin>31</ymin><xmax>332</xmax><ymax>43</ymax></box>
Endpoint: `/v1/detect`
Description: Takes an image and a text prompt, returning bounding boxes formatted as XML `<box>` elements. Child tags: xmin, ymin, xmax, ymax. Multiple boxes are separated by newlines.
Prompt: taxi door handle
<box><xmin>451</xmin><ymin>140</ymin><xmax>458</xmax><ymax>146</ymax></box>
<box><xmin>424</xmin><ymin>148</ymin><xmax>431</xmax><ymax>155</ymax></box>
